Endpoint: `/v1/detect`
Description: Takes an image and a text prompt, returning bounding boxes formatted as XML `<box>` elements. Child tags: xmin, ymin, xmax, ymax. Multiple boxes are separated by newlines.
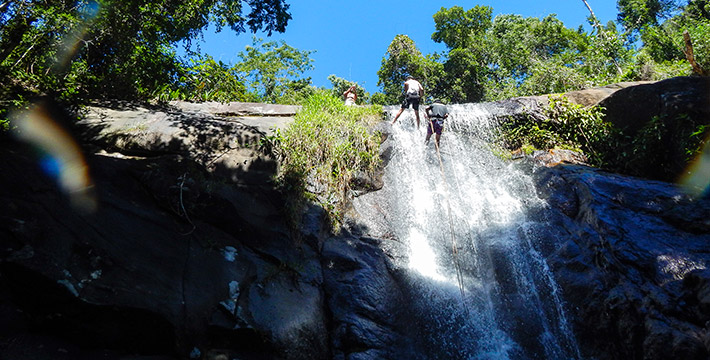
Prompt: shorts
<box><xmin>427</xmin><ymin>119</ymin><xmax>444</xmax><ymax>135</ymax></box>
<box><xmin>401</xmin><ymin>94</ymin><xmax>420</xmax><ymax>111</ymax></box>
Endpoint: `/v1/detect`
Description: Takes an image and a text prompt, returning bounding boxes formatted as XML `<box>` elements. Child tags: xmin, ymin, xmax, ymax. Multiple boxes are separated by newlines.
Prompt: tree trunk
<box><xmin>683</xmin><ymin>30</ymin><xmax>707</xmax><ymax>76</ymax></box>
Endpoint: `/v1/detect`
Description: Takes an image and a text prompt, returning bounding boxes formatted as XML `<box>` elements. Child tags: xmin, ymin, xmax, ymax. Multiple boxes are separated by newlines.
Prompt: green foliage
<box><xmin>635</xmin><ymin>16</ymin><xmax>710</xmax><ymax>75</ymax></box>
<box><xmin>688</xmin><ymin>124</ymin><xmax>710</xmax><ymax>158</ymax></box>
<box><xmin>487</xmin><ymin>14</ymin><xmax>581</xmax><ymax>80</ymax></box>
<box><xmin>153</xmin><ymin>54</ymin><xmax>251</xmax><ymax>103</ymax></box>
<box><xmin>520</xmin><ymin>144</ymin><xmax>537</xmax><ymax>155</ymax></box>
<box><xmin>153</xmin><ymin>37</ymin><xmax>316</xmax><ymax>105</ymax></box>
<box><xmin>370</xmin><ymin>92</ymin><xmax>388</xmax><ymax>105</ymax></box>
<box><xmin>497</xmin><ymin>96</ymin><xmax>614</xmax><ymax>167</ymax></box>
<box><xmin>376</xmin><ymin>34</ymin><xmax>442</xmax><ymax>104</ymax></box>
<box><xmin>544</xmin><ymin>96</ymin><xmax>617</xmax><ymax>165</ymax></box>
<box><xmin>271</xmin><ymin>90</ymin><xmax>382</xmax><ymax>229</ymax></box>
<box><xmin>440</xmin><ymin>48</ymin><xmax>487</xmax><ymax>103</ymax></box>
<box><xmin>0</xmin><ymin>117</ymin><xmax>8</xmax><ymax>132</ymax></box>
<box><xmin>0</xmin><ymin>0</ymin><xmax>292</xmax><ymax>106</ymax></box>
<box><xmin>376</xmin><ymin>2</ymin><xmax>710</xmax><ymax>102</ymax></box>
<box><xmin>516</xmin><ymin>55</ymin><xmax>588</xmax><ymax>96</ymax></box>
<box><xmin>610</xmin><ymin>113</ymin><xmax>710</xmax><ymax>180</ymax></box>
<box><xmin>683</xmin><ymin>20</ymin><xmax>710</xmax><ymax>72</ymax></box>
<box><xmin>638</xmin><ymin>21</ymin><xmax>683</xmax><ymax>62</ymax></box>
<box><xmin>236</xmin><ymin>36</ymin><xmax>315</xmax><ymax>103</ymax></box>
<box><xmin>623</xmin><ymin>51</ymin><xmax>691</xmax><ymax>80</ymax></box>
<box><xmin>494</xmin><ymin>17</ymin><xmax>633</xmax><ymax>98</ymax></box>
<box><xmin>617</xmin><ymin>0</ymin><xmax>679</xmax><ymax>37</ymax></box>
<box><xmin>379</xmin><ymin>6</ymin><xmax>638</xmax><ymax>103</ymax></box>
<box><xmin>497</xmin><ymin>95</ymin><xmax>710</xmax><ymax>182</ymax></box>
<box><xmin>327</xmin><ymin>74</ymin><xmax>371</xmax><ymax>105</ymax></box>
<box><xmin>272</xmin><ymin>78</ymin><xmax>317</xmax><ymax>105</ymax></box>
<box><xmin>618</xmin><ymin>0</ymin><xmax>710</xmax><ymax>76</ymax></box>
<box><xmin>687</xmin><ymin>0</ymin><xmax>710</xmax><ymax>21</ymax></box>
<box><xmin>431</xmin><ymin>5</ymin><xmax>492</xmax><ymax>50</ymax></box>
<box><xmin>431</xmin><ymin>6</ymin><xmax>492</xmax><ymax>103</ymax></box>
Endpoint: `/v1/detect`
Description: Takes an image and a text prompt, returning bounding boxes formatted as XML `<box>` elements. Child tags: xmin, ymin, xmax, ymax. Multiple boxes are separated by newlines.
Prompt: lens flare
<box><xmin>679</xmin><ymin>136</ymin><xmax>710</xmax><ymax>198</ymax></box>
<box><xmin>7</xmin><ymin>2</ymin><xmax>102</xmax><ymax>212</ymax></box>
<box><xmin>55</xmin><ymin>1</ymin><xmax>101</xmax><ymax>71</ymax></box>
<box><xmin>12</xmin><ymin>104</ymin><xmax>97</xmax><ymax>213</ymax></box>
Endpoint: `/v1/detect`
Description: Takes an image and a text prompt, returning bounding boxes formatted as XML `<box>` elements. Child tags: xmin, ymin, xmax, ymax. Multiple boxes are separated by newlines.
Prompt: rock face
<box><xmin>598</xmin><ymin>76</ymin><xmax>710</xmax><ymax>181</ymax></box>
<box><xmin>598</xmin><ymin>76</ymin><xmax>710</xmax><ymax>136</ymax></box>
<box><xmin>0</xmin><ymin>101</ymin><xmax>327</xmax><ymax>359</ymax></box>
<box><xmin>321</xmin><ymin>234</ymin><xmax>412</xmax><ymax>360</ymax></box>
<box><xmin>534</xmin><ymin>164</ymin><xmax>710</xmax><ymax>360</ymax></box>
<box><xmin>561</xmin><ymin>81</ymin><xmax>652</xmax><ymax>107</ymax></box>
<box><xmin>2</xmin><ymin>79</ymin><xmax>709</xmax><ymax>360</ymax></box>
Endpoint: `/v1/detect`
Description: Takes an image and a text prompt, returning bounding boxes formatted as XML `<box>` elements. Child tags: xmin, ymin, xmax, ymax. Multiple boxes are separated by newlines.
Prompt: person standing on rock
<box><xmin>424</xmin><ymin>99</ymin><xmax>449</xmax><ymax>148</ymax></box>
<box><xmin>391</xmin><ymin>76</ymin><xmax>424</xmax><ymax>129</ymax></box>
<box><xmin>343</xmin><ymin>84</ymin><xmax>357</xmax><ymax>106</ymax></box>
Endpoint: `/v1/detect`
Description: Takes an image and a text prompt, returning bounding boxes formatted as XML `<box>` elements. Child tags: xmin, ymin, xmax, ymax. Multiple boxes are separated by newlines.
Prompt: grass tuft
<box><xmin>267</xmin><ymin>90</ymin><xmax>383</xmax><ymax>231</ymax></box>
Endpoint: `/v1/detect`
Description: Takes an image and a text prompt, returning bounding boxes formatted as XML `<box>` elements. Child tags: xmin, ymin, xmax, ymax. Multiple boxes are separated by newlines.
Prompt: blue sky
<box><xmin>180</xmin><ymin>1</ymin><xmax>620</xmax><ymax>95</ymax></box>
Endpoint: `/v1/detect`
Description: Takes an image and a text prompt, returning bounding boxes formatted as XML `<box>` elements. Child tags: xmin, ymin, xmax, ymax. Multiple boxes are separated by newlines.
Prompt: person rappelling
<box><xmin>424</xmin><ymin>99</ymin><xmax>449</xmax><ymax>148</ymax></box>
<box><xmin>391</xmin><ymin>76</ymin><xmax>425</xmax><ymax>129</ymax></box>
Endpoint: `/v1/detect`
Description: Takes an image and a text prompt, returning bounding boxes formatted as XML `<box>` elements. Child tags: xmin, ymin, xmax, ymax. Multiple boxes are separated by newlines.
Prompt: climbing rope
<box><xmin>426</xmin><ymin>116</ymin><xmax>468</xmax><ymax>309</ymax></box>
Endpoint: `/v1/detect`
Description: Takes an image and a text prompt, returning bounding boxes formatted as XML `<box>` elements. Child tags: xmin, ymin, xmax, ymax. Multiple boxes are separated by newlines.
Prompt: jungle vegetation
<box><xmin>376</xmin><ymin>1</ymin><xmax>710</xmax><ymax>104</ymax></box>
<box><xmin>2</xmin><ymin>0</ymin><xmax>709</xmax><ymax>114</ymax></box>
<box><xmin>0</xmin><ymin>0</ymin><xmax>293</xmax><ymax>118</ymax></box>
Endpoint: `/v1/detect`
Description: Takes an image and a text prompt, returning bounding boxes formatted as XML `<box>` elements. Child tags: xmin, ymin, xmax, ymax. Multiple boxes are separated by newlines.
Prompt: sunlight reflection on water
<box><xmin>408</xmin><ymin>228</ymin><xmax>447</xmax><ymax>282</ymax></box>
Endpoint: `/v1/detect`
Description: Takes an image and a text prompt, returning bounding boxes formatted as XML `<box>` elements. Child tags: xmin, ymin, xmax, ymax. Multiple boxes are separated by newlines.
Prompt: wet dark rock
<box><xmin>358</xmin><ymin>80</ymin><xmax>710</xmax><ymax>359</ymax></box>
<box><xmin>534</xmin><ymin>164</ymin><xmax>710</xmax><ymax>360</ymax></box>
<box><xmin>321</xmin><ymin>234</ymin><xmax>408</xmax><ymax>360</ymax></box>
<box><xmin>350</xmin><ymin>169</ymin><xmax>384</xmax><ymax>197</ymax></box>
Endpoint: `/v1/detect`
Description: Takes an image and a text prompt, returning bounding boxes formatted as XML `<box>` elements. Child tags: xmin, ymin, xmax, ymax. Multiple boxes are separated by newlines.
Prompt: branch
<box><xmin>12</xmin><ymin>42</ymin><xmax>36</xmax><ymax>70</ymax></box>
<box><xmin>581</xmin><ymin>0</ymin><xmax>623</xmax><ymax>75</ymax></box>
<box><xmin>581</xmin><ymin>0</ymin><xmax>601</xmax><ymax>31</ymax></box>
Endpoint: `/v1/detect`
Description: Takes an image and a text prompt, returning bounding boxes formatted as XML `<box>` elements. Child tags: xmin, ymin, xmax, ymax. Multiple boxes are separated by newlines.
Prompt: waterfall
<box><xmin>380</xmin><ymin>104</ymin><xmax>582</xmax><ymax>360</ymax></box>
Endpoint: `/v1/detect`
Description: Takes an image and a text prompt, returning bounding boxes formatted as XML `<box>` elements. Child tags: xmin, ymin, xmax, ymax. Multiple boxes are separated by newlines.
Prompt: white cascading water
<box><xmin>382</xmin><ymin>104</ymin><xmax>582</xmax><ymax>359</ymax></box>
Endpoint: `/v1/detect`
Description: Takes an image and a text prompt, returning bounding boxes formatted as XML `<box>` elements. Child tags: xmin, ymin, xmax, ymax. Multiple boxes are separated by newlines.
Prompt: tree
<box><xmin>236</xmin><ymin>37</ymin><xmax>314</xmax><ymax>103</ymax></box>
<box><xmin>439</xmin><ymin>48</ymin><xmax>486</xmax><ymax>103</ymax></box>
<box><xmin>0</xmin><ymin>0</ymin><xmax>293</xmax><ymax>102</ymax></box>
<box><xmin>687</xmin><ymin>0</ymin><xmax>710</xmax><ymax>21</ymax></box>
<box><xmin>376</xmin><ymin>34</ymin><xmax>441</xmax><ymax>104</ymax></box>
<box><xmin>617</xmin><ymin>0</ymin><xmax>679</xmax><ymax>36</ymax></box>
<box><xmin>487</xmin><ymin>14</ymin><xmax>581</xmax><ymax>81</ymax></box>
<box><xmin>373</xmin><ymin>2</ymin><xmax>702</xmax><ymax>104</ymax></box>
<box><xmin>431</xmin><ymin>5</ymin><xmax>492</xmax><ymax>50</ymax></box>
<box><xmin>429</xmin><ymin>6</ymin><xmax>492</xmax><ymax>102</ymax></box>
<box><xmin>429</xmin><ymin>6</ymin><xmax>591</xmax><ymax>102</ymax></box>
<box><xmin>619</xmin><ymin>0</ymin><xmax>710</xmax><ymax>77</ymax></box>
<box><xmin>327</xmin><ymin>74</ymin><xmax>370</xmax><ymax>105</ymax></box>
<box><xmin>155</xmin><ymin>54</ymin><xmax>251</xmax><ymax>103</ymax></box>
